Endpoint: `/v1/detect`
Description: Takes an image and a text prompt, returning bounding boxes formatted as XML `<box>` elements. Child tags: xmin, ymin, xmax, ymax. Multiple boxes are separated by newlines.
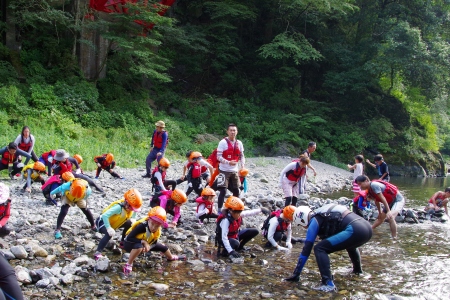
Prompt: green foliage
<box><xmin>0</xmin><ymin>85</ymin><xmax>28</xmax><ymax>113</ymax></box>
<box><xmin>29</xmin><ymin>83</ymin><xmax>61</xmax><ymax>110</ymax></box>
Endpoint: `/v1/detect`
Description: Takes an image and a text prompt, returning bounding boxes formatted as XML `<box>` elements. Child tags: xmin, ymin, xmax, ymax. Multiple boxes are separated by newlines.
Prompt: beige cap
<box><xmin>155</xmin><ymin>120</ymin><xmax>165</xmax><ymax>128</ymax></box>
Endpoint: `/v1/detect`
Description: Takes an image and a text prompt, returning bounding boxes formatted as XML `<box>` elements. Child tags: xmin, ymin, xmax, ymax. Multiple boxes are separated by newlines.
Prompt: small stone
<box><xmin>103</xmin><ymin>276</ymin><xmax>112</xmax><ymax>284</ymax></box>
<box><xmin>95</xmin><ymin>257</ymin><xmax>110</xmax><ymax>272</ymax></box>
<box><xmin>61</xmin><ymin>274</ymin><xmax>74</xmax><ymax>285</ymax></box>
<box><xmin>0</xmin><ymin>249</ymin><xmax>16</xmax><ymax>260</ymax></box>
<box><xmin>15</xmin><ymin>266</ymin><xmax>32</xmax><ymax>284</ymax></box>
<box><xmin>10</xmin><ymin>245</ymin><xmax>28</xmax><ymax>259</ymax></box>
<box><xmin>35</xmin><ymin>278</ymin><xmax>50</xmax><ymax>288</ymax></box>
<box><xmin>73</xmin><ymin>255</ymin><xmax>90</xmax><ymax>266</ymax></box>
<box><xmin>147</xmin><ymin>283</ymin><xmax>169</xmax><ymax>291</ymax></box>
<box><xmin>94</xmin><ymin>289</ymin><xmax>107</xmax><ymax>296</ymax></box>
<box><xmin>45</xmin><ymin>255</ymin><xmax>56</xmax><ymax>264</ymax></box>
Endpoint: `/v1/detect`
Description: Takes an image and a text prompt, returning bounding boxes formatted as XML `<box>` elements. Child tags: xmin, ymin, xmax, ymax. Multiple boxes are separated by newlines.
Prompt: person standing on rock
<box><xmin>216</xmin><ymin>196</ymin><xmax>269</xmax><ymax>258</ymax></box>
<box><xmin>347</xmin><ymin>154</ymin><xmax>365</xmax><ymax>198</ymax></box>
<box><xmin>355</xmin><ymin>175</ymin><xmax>404</xmax><ymax>238</ymax></box>
<box><xmin>0</xmin><ymin>142</ymin><xmax>31</xmax><ymax>179</ymax></box>
<box><xmin>366</xmin><ymin>154</ymin><xmax>390</xmax><ymax>182</ymax></box>
<box><xmin>14</xmin><ymin>126</ymin><xmax>38</xmax><ymax>165</ymax></box>
<box><xmin>216</xmin><ymin>123</ymin><xmax>245</xmax><ymax>210</ymax></box>
<box><xmin>0</xmin><ymin>183</ymin><xmax>12</xmax><ymax>238</ymax></box>
<box><xmin>93</xmin><ymin>188</ymin><xmax>143</xmax><ymax>260</ymax></box>
<box><xmin>279</xmin><ymin>156</ymin><xmax>310</xmax><ymax>207</ymax></box>
<box><xmin>284</xmin><ymin>204</ymin><xmax>372</xmax><ymax>292</ymax></box>
<box><xmin>51</xmin><ymin>178</ymin><xmax>97</xmax><ymax>239</ymax></box>
<box><xmin>142</xmin><ymin>120</ymin><xmax>168</xmax><ymax>178</ymax></box>
<box><xmin>94</xmin><ymin>153</ymin><xmax>124</xmax><ymax>179</ymax></box>
<box><xmin>122</xmin><ymin>206</ymin><xmax>185</xmax><ymax>276</ymax></box>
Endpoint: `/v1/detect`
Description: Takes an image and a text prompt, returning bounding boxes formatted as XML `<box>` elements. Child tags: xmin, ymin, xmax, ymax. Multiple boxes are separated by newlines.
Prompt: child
<box><xmin>424</xmin><ymin>187</ymin><xmax>450</xmax><ymax>217</ymax></box>
<box><xmin>73</xmin><ymin>154</ymin><xmax>85</xmax><ymax>174</ymax></box>
<box><xmin>122</xmin><ymin>206</ymin><xmax>185</xmax><ymax>276</ymax></box>
<box><xmin>366</xmin><ymin>154</ymin><xmax>390</xmax><ymax>182</ymax></box>
<box><xmin>262</xmin><ymin>205</ymin><xmax>302</xmax><ymax>250</ymax></box>
<box><xmin>150</xmin><ymin>188</ymin><xmax>187</xmax><ymax>227</ymax></box>
<box><xmin>94</xmin><ymin>153</ymin><xmax>124</xmax><ymax>179</ymax></box>
<box><xmin>352</xmin><ymin>190</ymin><xmax>371</xmax><ymax>218</ymax></box>
<box><xmin>279</xmin><ymin>156</ymin><xmax>310</xmax><ymax>206</ymax></box>
<box><xmin>196</xmin><ymin>187</ymin><xmax>219</xmax><ymax>223</ymax></box>
<box><xmin>38</xmin><ymin>150</ymin><xmax>57</xmax><ymax>176</ymax></box>
<box><xmin>0</xmin><ymin>142</ymin><xmax>32</xmax><ymax>179</ymax></box>
<box><xmin>51</xmin><ymin>178</ymin><xmax>96</xmax><ymax>239</ymax></box>
<box><xmin>93</xmin><ymin>188</ymin><xmax>143</xmax><ymax>260</ymax></box>
<box><xmin>347</xmin><ymin>154</ymin><xmax>364</xmax><ymax>198</ymax></box>
<box><xmin>0</xmin><ymin>183</ymin><xmax>12</xmax><ymax>238</ymax></box>
<box><xmin>238</xmin><ymin>168</ymin><xmax>249</xmax><ymax>194</ymax></box>
<box><xmin>216</xmin><ymin>196</ymin><xmax>269</xmax><ymax>258</ymax></box>
<box><xmin>151</xmin><ymin>157</ymin><xmax>177</xmax><ymax>193</ymax></box>
<box><xmin>22</xmin><ymin>161</ymin><xmax>47</xmax><ymax>193</ymax></box>
<box><xmin>42</xmin><ymin>171</ymin><xmax>74</xmax><ymax>206</ymax></box>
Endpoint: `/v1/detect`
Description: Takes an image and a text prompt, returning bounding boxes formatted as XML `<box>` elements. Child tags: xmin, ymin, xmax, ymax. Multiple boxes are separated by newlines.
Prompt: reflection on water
<box><xmin>82</xmin><ymin>177</ymin><xmax>450</xmax><ymax>299</ymax></box>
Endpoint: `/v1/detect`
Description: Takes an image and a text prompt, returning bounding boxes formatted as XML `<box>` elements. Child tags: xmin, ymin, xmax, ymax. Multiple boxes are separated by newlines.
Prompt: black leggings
<box><xmin>217</xmin><ymin>187</ymin><xmax>240</xmax><ymax>211</ymax></box>
<box><xmin>0</xmin><ymin>162</ymin><xmax>23</xmax><ymax>177</ymax></box>
<box><xmin>186</xmin><ymin>177</ymin><xmax>203</xmax><ymax>197</ymax></box>
<box><xmin>314</xmin><ymin>215</ymin><xmax>372</xmax><ymax>281</ymax></box>
<box><xmin>123</xmin><ymin>241</ymin><xmax>168</xmax><ymax>253</ymax></box>
<box><xmin>0</xmin><ymin>254</ymin><xmax>24</xmax><ymax>300</ymax></box>
<box><xmin>95</xmin><ymin>219</ymin><xmax>132</xmax><ymax>252</ymax></box>
<box><xmin>228</xmin><ymin>228</ymin><xmax>259</xmax><ymax>250</ymax></box>
<box><xmin>56</xmin><ymin>204</ymin><xmax>95</xmax><ymax>230</ymax></box>
<box><xmin>199</xmin><ymin>213</ymin><xmax>219</xmax><ymax>222</ymax></box>
<box><xmin>23</xmin><ymin>150</ymin><xmax>38</xmax><ymax>165</ymax></box>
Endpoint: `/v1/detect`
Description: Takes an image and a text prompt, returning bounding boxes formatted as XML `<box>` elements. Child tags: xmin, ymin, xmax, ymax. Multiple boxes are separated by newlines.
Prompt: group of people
<box><xmin>1</xmin><ymin>122</ymin><xmax>450</xmax><ymax>297</ymax></box>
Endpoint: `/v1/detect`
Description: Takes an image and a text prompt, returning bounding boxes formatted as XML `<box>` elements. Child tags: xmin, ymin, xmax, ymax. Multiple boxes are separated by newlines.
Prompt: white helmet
<box><xmin>293</xmin><ymin>206</ymin><xmax>312</xmax><ymax>227</ymax></box>
<box><xmin>0</xmin><ymin>183</ymin><xmax>10</xmax><ymax>204</ymax></box>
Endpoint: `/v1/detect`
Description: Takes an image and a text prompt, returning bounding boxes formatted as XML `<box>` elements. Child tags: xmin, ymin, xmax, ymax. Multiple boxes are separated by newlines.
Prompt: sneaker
<box><xmin>167</xmin><ymin>254</ymin><xmax>186</xmax><ymax>261</ymax></box>
<box><xmin>94</xmin><ymin>252</ymin><xmax>103</xmax><ymax>261</ymax></box>
<box><xmin>94</xmin><ymin>177</ymin><xmax>99</xmax><ymax>179</ymax></box>
<box><xmin>123</xmin><ymin>263</ymin><xmax>132</xmax><ymax>275</ymax></box>
<box><xmin>54</xmin><ymin>231</ymin><xmax>62</xmax><ymax>239</ymax></box>
<box><xmin>91</xmin><ymin>225</ymin><xmax>98</xmax><ymax>232</ymax></box>
<box><xmin>15</xmin><ymin>173</ymin><xmax>20</xmax><ymax>177</ymax></box>
<box><xmin>312</xmin><ymin>283</ymin><xmax>337</xmax><ymax>292</ymax></box>
<box><xmin>8</xmin><ymin>172</ymin><xmax>14</xmax><ymax>180</ymax></box>
<box><xmin>141</xmin><ymin>174</ymin><xmax>151</xmax><ymax>178</ymax></box>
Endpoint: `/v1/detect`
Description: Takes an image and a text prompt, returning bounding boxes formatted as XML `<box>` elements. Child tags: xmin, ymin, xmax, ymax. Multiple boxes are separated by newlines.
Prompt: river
<box><xmin>100</xmin><ymin>177</ymin><xmax>450</xmax><ymax>300</ymax></box>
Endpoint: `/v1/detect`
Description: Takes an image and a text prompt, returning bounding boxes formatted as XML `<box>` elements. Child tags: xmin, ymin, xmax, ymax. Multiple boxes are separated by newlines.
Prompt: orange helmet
<box><xmin>201</xmin><ymin>187</ymin><xmax>216</xmax><ymax>197</ymax></box>
<box><xmin>73</xmin><ymin>154</ymin><xmax>83</xmax><ymax>164</ymax></box>
<box><xmin>239</xmin><ymin>168</ymin><xmax>249</xmax><ymax>177</ymax></box>
<box><xmin>159</xmin><ymin>157</ymin><xmax>170</xmax><ymax>168</ymax></box>
<box><xmin>33</xmin><ymin>161</ymin><xmax>46</xmax><ymax>172</ymax></box>
<box><xmin>105</xmin><ymin>153</ymin><xmax>114</xmax><ymax>165</ymax></box>
<box><xmin>224</xmin><ymin>196</ymin><xmax>244</xmax><ymax>211</ymax></box>
<box><xmin>62</xmin><ymin>171</ymin><xmax>75</xmax><ymax>182</ymax></box>
<box><xmin>124</xmin><ymin>188</ymin><xmax>143</xmax><ymax>212</ymax></box>
<box><xmin>189</xmin><ymin>151</ymin><xmax>202</xmax><ymax>161</ymax></box>
<box><xmin>70</xmin><ymin>179</ymin><xmax>88</xmax><ymax>199</ymax></box>
<box><xmin>148</xmin><ymin>206</ymin><xmax>167</xmax><ymax>225</ymax></box>
<box><xmin>283</xmin><ymin>205</ymin><xmax>296</xmax><ymax>222</ymax></box>
<box><xmin>171</xmin><ymin>188</ymin><xmax>187</xmax><ymax>204</ymax></box>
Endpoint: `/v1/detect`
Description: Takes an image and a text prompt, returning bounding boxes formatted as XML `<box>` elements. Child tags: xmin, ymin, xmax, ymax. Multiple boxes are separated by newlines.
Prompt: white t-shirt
<box><xmin>353</xmin><ymin>163</ymin><xmax>363</xmax><ymax>180</ymax></box>
<box><xmin>217</xmin><ymin>138</ymin><xmax>245</xmax><ymax>173</ymax></box>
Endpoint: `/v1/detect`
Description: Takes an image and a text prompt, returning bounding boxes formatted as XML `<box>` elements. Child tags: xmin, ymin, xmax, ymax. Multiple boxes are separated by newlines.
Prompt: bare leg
<box><xmin>371</xmin><ymin>212</ymin><xmax>386</xmax><ymax>229</ymax></box>
<box><xmin>127</xmin><ymin>248</ymin><xmax>143</xmax><ymax>265</ymax></box>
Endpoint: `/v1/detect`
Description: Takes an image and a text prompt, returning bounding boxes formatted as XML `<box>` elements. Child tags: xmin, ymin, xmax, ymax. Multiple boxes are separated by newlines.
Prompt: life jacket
<box><xmin>187</xmin><ymin>162</ymin><xmax>202</xmax><ymax>179</ymax></box>
<box><xmin>261</xmin><ymin>210</ymin><xmax>289</xmax><ymax>238</ymax></box>
<box><xmin>1</xmin><ymin>151</ymin><xmax>17</xmax><ymax>165</ymax></box>
<box><xmin>54</xmin><ymin>160</ymin><xmax>72</xmax><ymax>175</ymax></box>
<box><xmin>368</xmin><ymin>180</ymin><xmax>398</xmax><ymax>205</ymax></box>
<box><xmin>151</xmin><ymin>166</ymin><xmax>166</xmax><ymax>186</ymax></box>
<box><xmin>126</xmin><ymin>218</ymin><xmax>161</xmax><ymax>244</ymax></box>
<box><xmin>353</xmin><ymin>190</ymin><xmax>370</xmax><ymax>208</ymax></box>
<box><xmin>150</xmin><ymin>193</ymin><xmax>175</xmax><ymax>215</ymax></box>
<box><xmin>152</xmin><ymin>130</ymin><xmax>168</xmax><ymax>149</ymax></box>
<box><xmin>285</xmin><ymin>162</ymin><xmax>306</xmax><ymax>182</ymax></box>
<box><xmin>314</xmin><ymin>204</ymin><xmax>349</xmax><ymax>239</ymax></box>
<box><xmin>41</xmin><ymin>150</ymin><xmax>56</xmax><ymax>164</ymax></box>
<box><xmin>101</xmin><ymin>200</ymin><xmax>133</xmax><ymax>229</ymax></box>
<box><xmin>429</xmin><ymin>192</ymin><xmax>446</xmax><ymax>204</ymax></box>
<box><xmin>196</xmin><ymin>197</ymin><xmax>214</xmax><ymax>214</ymax></box>
<box><xmin>18</xmin><ymin>136</ymin><xmax>32</xmax><ymax>153</ymax></box>
<box><xmin>207</xmin><ymin>150</ymin><xmax>219</xmax><ymax>168</ymax></box>
<box><xmin>0</xmin><ymin>201</ymin><xmax>9</xmax><ymax>219</ymax></box>
<box><xmin>216</xmin><ymin>213</ymin><xmax>242</xmax><ymax>242</ymax></box>
<box><xmin>22</xmin><ymin>163</ymin><xmax>42</xmax><ymax>181</ymax></box>
<box><xmin>222</xmin><ymin>138</ymin><xmax>241</xmax><ymax>162</ymax></box>
<box><xmin>41</xmin><ymin>175</ymin><xmax>61</xmax><ymax>190</ymax></box>
<box><xmin>200</xmin><ymin>165</ymin><xmax>208</xmax><ymax>174</ymax></box>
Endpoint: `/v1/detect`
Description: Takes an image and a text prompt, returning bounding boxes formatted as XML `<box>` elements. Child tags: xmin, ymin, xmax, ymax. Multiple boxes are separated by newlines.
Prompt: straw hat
<box><xmin>155</xmin><ymin>120</ymin><xmax>165</xmax><ymax>128</ymax></box>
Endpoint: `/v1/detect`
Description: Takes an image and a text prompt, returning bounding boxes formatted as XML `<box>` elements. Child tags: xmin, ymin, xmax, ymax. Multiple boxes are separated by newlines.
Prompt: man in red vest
<box><xmin>143</xmin><ymin>120</ymin><xmax>168</xmax><ymax>178</ymax></box>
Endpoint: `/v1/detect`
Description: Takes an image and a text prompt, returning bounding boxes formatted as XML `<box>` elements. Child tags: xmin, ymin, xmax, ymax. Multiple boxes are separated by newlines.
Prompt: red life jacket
<box><xmin>196</xmin><ymin>197</ymin><xmax>214</xmax><ymax>214</ymax></box>
<box><xmin>368</xmin><ymin>180</ymin><xmax>398</xmax><ymax>204</ymax></box>
<box><xmin>200</xmin><ymin>165</ymin><xmax>208</xmax><ymax>174</ymax></box>
<box><xmin>285</xmin><ymin>162</ymin><xmax>306</xmax><ymax>182</ymax></box>
<box><xmin>18</xmin><ymin>137</ymin><xmax>32</xmax><ymax>153</ymax></box>
<box><xmin>207</xmin><ymin>151</ymin><xmax>219</xmax><ymax>168</ymax></box>
<box><xmin>0</xmin><ymin>202</ymin><xmax>10</xmax><ymax>219</ymax></box>
<box><xmin>221</xmin><ymin>138</ymin><xmax>241</xmax><ymax>162</ymax></box>
<box><xmin>151</xmin><ymin>166</ymin><xmax>166</xmax><ymax>185</ymax></box>
<box><xmin>216</xmin><ymin>213</ymin><xmax>242</xmax><ymax>239</ymax></box>
<box><xmin>353</xmin><ymin>190</ymin><xmax>370</xmax><ymax>208</ymax></box>
<box><xmin>54</xmin><ymin>160</ymin><xmax>72</xmax><ymax>175</ymax></box>
<box><xmin>187</xmin><ymin>162</ymin><xmax>202</xmax><ymax>179</ymax></box>
<box><xmin>271</xmin><ymin>210</ymin><xmax>290</xmax><ymax>232</ymax></box>
<box><xmin>1</xmin><ymin>151</ymin><xmax>17</xmax><ymax>165</ymax></box>
<box><xmin>152</xmin><ymin>130</ymin><xmax>168</xmax><ymax>149</ymax></box>
<box><xmin>42</xmin><ymin>150</ymin><xmax>56</xmax><ymax>163</ymax></box>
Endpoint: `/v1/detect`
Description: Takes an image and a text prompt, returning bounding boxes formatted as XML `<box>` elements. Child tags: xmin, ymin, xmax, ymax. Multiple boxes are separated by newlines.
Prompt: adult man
<box><xmin>142</xmin><ymin>120</ymin><xmax>168</xmax><ymax>178</ymax></box>
<box><xmin>216</xmin><ymin>124</ymin><xmax>245</xmax><ymax>210</ymax></box>
<box><xmin>298</xmin><ymin>141</ymin><xmax>317</xmax><ymax>194</ymax></box>
<box><xmin>355</xmin><ymin>175</ymin><xmax>404</xmax><ymax>238</ymax></box>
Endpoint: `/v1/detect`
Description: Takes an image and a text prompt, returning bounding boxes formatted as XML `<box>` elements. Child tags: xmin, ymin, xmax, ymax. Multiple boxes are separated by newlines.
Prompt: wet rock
<box><xmin>15</xmin><ymin>266</ymin><xmax>32</xmax><ymax>284</ymax></box>
<box><xmin>197</xmin><ymin>236</ymin><xmax>209</xmax><ymax>243</ymax></box>
<box><xmin>95</xmin><ymin>257</ymin><xmax>110</xmax><ymax>272</ymax></box>
<box><xmin>31</xmin><ymin>244</ymin><xmax>48</xmax><ymax>257</ymax></box>
<box><xmin>35</xmin><ymin>267</ymin><xmax>54</xmax><ymax>279</ymax></box>
<box><xmin>73</xmin><ymin>255</ymin><xmax>90</xmax><ymax>266</ymax></box>
<box><xmin>103</xmin><ymin>276</ymin><xmax>112</xmax><ymax>284</ymax></box>
<box><xmin>61</xmin><ymin>274</ymin><xmax>74</xmax><ymax>285</ymax></box>
<box><xmin>187</xmin><ymin>260</ymin><xmax>205</xmax><ymax>266</ymax></box>
<box><xmin>147</xmin><ymin>283</ymin><xmax>169</xmax><ymax>291</ymax></box>
<box><xmin>35</xmin><ymin>278</ymin><xmax>51</xmax><ymax>288</ymax></box>
<box><xmin>167</xmin><ymin>243</ymin><xmax>183</xmax><ymax>253</ymax></box>
<box><xmin>61</xmin><ymin>263</ymin><xmax>79</xmax><ymax>275</ymax></box>
<box><xmin>10</xmin><ymin>245</ymin><xmax>28</xmax><ymax>259</ymax></box>
<box><xmin>94</xmin><ymin>289</ymin><xmax>107</xmax><ymax>296</ymax></box>
<box><xmin>251</xmin><ymin>245</ymin><xmax>265</xmax><ymax>252</ymax></box>
<box><xmin>76</xmin><ymin>270</ymin><xmax>90</xmax><ymax>278</ymax></box>
<box><xmin>261</xmin><ymin>292</ymin><xmax>273</xmax><ymax>298</ymax></box>
<box><xmin>0</xmin><ymin>249</ymin><xmax>16</xmax><ymax>260</ymax></box>
<box><xmin>259</xmin><ymin>259</ymin><xmax>268</xmax><ymax>266</ymax></box>
<box><xmin>49</xmin><ymin>277</ymin><xmax>60</xmax><ymax>286</ymax></box>
<box><xmin>230</xmin><ymin>256</ymin><xmax>244</xmax><ymax>264</ymax></box>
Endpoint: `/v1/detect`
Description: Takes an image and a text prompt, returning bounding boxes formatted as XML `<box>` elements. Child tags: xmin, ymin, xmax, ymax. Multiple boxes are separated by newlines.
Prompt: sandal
<box><xmin>167</xmin><ymin>254</ymin><xmax>186</xmax><ymax>261</ymax></box>
<box><xmin>123</xmin><ymin>263</ymin><xmax>132</xmax><ymax>275</ymax></box>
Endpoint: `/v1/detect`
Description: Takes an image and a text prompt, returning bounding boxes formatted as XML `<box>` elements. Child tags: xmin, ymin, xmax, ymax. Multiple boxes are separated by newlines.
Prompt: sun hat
<box><xmin>155</xmin><ymin>120</ymin><xmax>165</xmax><ymax>128</ymax></box>
<box><xmin>54</xmin><ymin>149</ymin><xmax>69</xmax><ymax>162</ymax></box>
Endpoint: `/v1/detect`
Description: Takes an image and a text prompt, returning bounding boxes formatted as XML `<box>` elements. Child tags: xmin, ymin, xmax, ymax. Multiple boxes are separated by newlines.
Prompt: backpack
<box><xmin>208</xmin><ymin>149</ymin><xmax>219</xmax><ymax>168</ymax></box>
<box><xmin>261</xmin><ymin>210</ymin><xmax>283</xmax><ymax>239</ymax></box>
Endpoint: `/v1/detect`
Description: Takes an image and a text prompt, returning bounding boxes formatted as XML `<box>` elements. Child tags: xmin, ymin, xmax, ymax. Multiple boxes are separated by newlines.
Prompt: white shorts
<box><xmin>281</xmin><ymin>177</ymin><xmax>299</xmax><ymax>198</ymax></box>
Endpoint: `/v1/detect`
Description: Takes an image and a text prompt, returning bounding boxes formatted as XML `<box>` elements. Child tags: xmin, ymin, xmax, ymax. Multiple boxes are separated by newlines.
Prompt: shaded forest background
<box><xmin>0</xmin><ymin>0</ymin><xmax>449</xmax><ymax>174</ymax></box>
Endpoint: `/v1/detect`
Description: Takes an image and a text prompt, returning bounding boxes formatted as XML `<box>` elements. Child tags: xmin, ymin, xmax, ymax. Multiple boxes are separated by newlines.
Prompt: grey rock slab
<box><xmin>10</xmin><ymin>245</ymin><xmax>28</xmax><ymax>259</ymax></box>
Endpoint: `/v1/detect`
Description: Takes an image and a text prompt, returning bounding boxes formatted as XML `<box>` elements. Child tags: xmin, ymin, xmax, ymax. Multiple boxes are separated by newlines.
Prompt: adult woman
<box><xmin>14</xmin><ymin>126</ymin><xmax>38</xmax><ymax>164</ymax></box>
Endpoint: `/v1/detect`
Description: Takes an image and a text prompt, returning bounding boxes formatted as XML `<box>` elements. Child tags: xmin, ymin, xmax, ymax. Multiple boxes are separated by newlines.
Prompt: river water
<box><xmin>83</xmin><ymin>177</ymin><xmax>450</xmax><ymax>300</ymax></box>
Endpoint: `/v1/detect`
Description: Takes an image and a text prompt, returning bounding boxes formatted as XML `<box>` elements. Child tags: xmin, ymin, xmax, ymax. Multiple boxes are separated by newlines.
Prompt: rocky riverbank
<box><xmin>0</xmin><ymin>157</ymin><xmax>354</xmax><ymax>298</ymax></box>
